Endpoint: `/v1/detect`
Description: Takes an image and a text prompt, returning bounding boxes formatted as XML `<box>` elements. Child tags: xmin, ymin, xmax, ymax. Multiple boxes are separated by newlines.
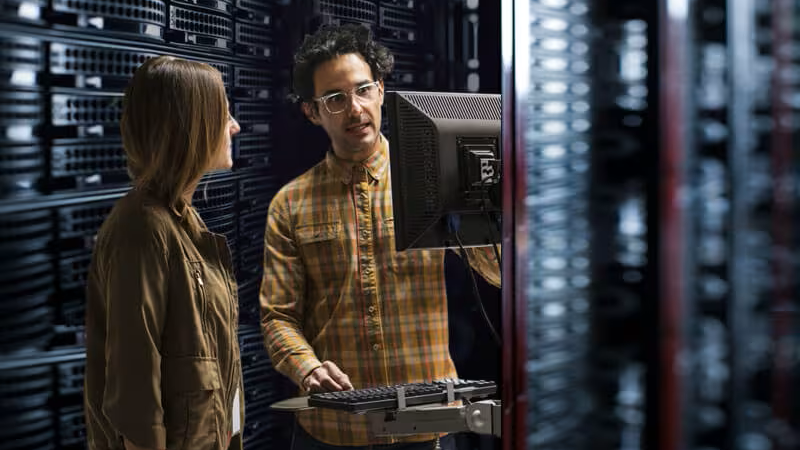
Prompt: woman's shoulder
<box><xmin>97</xmin><ymin>189</ymin><xmax>182</xmax><ymax>253</ymax></box>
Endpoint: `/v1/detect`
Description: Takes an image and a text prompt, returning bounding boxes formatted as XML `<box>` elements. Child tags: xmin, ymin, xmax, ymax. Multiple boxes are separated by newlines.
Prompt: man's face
<box><xmin>303</xmin><ymin>53</ymin><xmax>384</xmax><ymax>161</ymax></box>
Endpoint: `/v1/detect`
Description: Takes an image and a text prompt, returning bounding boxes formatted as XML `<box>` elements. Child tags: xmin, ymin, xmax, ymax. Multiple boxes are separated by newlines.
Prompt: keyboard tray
<box><xmin>307</xmin><ymin>379</ymin><xmax>497</xmax><ymax>413</ymax></box>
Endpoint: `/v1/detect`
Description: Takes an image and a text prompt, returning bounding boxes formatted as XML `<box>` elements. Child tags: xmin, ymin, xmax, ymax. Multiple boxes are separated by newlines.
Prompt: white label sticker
<box><xmin>232</xmin><ymin>388</ymin><xmax>241</xmax><ymax>435</ymax></box>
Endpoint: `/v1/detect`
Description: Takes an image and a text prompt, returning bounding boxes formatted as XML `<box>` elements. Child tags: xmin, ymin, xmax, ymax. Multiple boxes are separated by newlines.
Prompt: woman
<box><xmin>83</xmin><ymin>56</ymin><xmax>243</xmax><ymax>450</ymax></box>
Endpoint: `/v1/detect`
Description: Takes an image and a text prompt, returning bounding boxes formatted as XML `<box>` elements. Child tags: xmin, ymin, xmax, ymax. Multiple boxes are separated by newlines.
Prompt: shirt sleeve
<box><xmin>101</xmin><ymin>226</ymin><xmax>169</xmax><ymax>450</ymax></box>
<box><xmin>260</xmin><ymin>190</ymin><xmax>322</xmax><ymax>387</ymax></box>
<box><xmin>464</xmin><ymin>244</ymin><xmax>502</xmax><ymax>288</ymax></box>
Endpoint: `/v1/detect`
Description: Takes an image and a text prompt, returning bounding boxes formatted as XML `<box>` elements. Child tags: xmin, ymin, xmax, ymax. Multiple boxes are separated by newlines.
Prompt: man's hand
<box><xmin>303</xmin><ymin>361</ymin><xmax>354</xmax><ymax>392</ymax></box>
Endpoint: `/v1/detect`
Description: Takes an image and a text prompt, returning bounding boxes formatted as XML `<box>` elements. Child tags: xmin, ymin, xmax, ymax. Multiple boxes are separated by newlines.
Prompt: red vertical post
<box><xmin>658</xmin><ymin>0</ymin><xmax>691</xmax><ymax>449</ymax></box>
<box><xmin>500</xmin><ymin>1</ymin><xmax>525</xmax><ymax>449</ymax></box>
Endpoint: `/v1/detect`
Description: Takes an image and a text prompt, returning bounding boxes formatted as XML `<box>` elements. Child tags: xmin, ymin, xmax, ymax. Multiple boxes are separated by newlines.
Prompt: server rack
<box><xmin>502</xmin><ymin>0</ymin><xmax>692</xmax><ymax>448</ymax></box>
<box><xmin>738</xmin><ymin>0</ymin><xmax>800</xmax><ymax>448</ymax></box>
<box><xmin>0</xmin><ymin>1</ymin><xmax>283</xmax><ymax>448</ymax></box>
<box><xmin>501</xmin><ymin>0</ymin><xmax>596</xmax><ymax>448</ymax></box>
<box><xmin>504</xmin><ymin>0</ymin><xmax>800</xmax><ymax>449</ymax></box>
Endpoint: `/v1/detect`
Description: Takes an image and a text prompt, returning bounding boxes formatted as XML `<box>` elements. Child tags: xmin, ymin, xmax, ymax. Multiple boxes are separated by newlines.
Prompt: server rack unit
<box><xmin>688</xmin><ymin>0</ymin><xmax>744</xmax><ymax>448</ymax></box>
<box><xmin>501</xmin><ymin>0</ymin><xmax>595</xmax><ymax>449</ymax></box>
<box><xmin>734</xmin><ymin>0</ymin><xmax>800</xmax><ymax>448</ymax></box>
<box><xmin>0</xmin><ymin>1</ymin><xmax>282</xmax><ymax>448</ymax></box>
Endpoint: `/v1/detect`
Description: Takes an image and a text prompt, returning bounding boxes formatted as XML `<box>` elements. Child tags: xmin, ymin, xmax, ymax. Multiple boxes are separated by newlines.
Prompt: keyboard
<box><xmin>307</xmin><ymin>379</ymin><xmax>497</xmax><ymax>412</ymax></box>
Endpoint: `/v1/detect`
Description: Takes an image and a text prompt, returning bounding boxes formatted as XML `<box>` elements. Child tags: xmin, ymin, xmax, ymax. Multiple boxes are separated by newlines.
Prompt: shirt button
<box><xmin>373</xmin><ymin>344</ymin><xmax>380</xmax><ymax>351</ymax></box>
<box><xmin>368</xmin><ymin>306</ymin><xmax>375</xmax><ymax>313</ymax></box>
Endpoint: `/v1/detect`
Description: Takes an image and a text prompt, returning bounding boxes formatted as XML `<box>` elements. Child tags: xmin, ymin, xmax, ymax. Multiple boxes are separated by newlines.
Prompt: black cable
<box><xmin>479</xmin><ymin>177</ymin><xmax>502</xmax><ymax>275</ymax></box>
<box><xmin>289</xmin><ymin>413</ymin><xmax>297</xmax><ymax>450</ymax></box>
<box><xmin>452</xmin><ymin>226</ymin><xmax>501</xmax><ymax>347</ymax></box>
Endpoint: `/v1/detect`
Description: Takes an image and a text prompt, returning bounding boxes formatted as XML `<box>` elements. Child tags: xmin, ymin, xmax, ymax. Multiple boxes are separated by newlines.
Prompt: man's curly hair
<box><xmin>292</xmin><ymin>23</ymin><xmax>394</xmax><ymax>105</ymax></box>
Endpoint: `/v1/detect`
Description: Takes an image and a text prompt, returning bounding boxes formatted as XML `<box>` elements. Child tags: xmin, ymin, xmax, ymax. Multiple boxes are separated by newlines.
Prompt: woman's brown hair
<box><xmin>121</xmin><ymin>55</ymin><xmax>228</xmax><ymax>237</ymax></box>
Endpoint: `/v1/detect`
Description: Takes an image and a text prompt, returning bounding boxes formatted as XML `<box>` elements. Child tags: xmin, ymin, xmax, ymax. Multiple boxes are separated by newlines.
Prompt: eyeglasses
<box><xmin>313</xmin><ymin>81</ymin><xmax>382</xmax><ymax>115</ymax></box>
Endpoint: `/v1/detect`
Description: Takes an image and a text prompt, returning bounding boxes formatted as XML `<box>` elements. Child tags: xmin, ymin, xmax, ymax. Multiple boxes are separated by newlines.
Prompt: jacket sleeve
<box><xmin>101</xmin><ymin>225</ymin><xmax>169</xmax><ymax>450</ymax></box>
<box><xmin>464</xmin><ymin>245</ymin><xmax>502</xmax><ymax>288</ymax></box>
<box><xmin>260</xmin><ymin>190</ymin><xmax>322</xmax><ymax>388</ymax></box>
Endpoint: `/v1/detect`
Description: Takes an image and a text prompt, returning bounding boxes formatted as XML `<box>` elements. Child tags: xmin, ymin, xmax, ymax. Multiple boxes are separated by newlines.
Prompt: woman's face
<box><xmin>210</xmin><ymin>101</ymin><xmax>241</xmax><ymax>171</ymax></box>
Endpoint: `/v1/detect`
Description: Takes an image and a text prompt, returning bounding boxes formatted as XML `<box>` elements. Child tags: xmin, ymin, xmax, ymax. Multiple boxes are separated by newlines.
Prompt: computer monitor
<box><xmin>385</xmin><ymin>91</ymin><xmax>501</xmax><ymax>251</ymax></box>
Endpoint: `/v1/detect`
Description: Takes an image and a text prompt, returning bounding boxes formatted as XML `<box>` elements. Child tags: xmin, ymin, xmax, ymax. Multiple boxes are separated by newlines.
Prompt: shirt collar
<box><xmin>325</xmin><ymin>134</ymin><xmax>390</xmax><ymax>184</ymax></box>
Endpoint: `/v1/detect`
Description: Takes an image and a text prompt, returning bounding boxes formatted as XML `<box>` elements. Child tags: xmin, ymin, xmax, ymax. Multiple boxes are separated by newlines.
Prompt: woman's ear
<box><xmin>302</xmin><ymin>102</ymin><xmax>321</xmax><ymax>126</ymax></box>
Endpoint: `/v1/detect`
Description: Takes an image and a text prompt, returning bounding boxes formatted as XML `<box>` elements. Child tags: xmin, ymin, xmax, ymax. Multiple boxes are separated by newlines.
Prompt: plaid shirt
<box><xmin>260</xmin><ymin>136</ymin><xmax>500</xmax><ymax>446</ymax></box>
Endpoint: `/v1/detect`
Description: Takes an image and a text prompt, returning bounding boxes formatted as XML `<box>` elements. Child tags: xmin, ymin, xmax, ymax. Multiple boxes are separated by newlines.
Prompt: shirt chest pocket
<box><xmin>295</xmin><ymin>222</ymin><xmax>348</xmax><ymax>289</ymax></box>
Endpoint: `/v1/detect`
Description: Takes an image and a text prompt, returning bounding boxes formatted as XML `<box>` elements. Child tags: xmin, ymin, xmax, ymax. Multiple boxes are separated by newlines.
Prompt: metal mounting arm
<box><xmin>365</xmin><ymin>400</ymin><xmax>502</xmax><ymax>438</ymax></box>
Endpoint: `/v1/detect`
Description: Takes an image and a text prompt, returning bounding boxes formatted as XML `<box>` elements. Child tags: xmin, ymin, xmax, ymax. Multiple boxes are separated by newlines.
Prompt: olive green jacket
<box><xmin>84</xmin><ymin>188</ymin><xmax>244</xmax><ymax>450</ymax></box>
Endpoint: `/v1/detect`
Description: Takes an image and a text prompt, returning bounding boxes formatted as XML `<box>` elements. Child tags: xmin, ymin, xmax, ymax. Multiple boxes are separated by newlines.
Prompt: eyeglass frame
<box><xmin>311</xmin><ymin>80</ymin><xmax>383</xmax><ymax>115</ymax></box>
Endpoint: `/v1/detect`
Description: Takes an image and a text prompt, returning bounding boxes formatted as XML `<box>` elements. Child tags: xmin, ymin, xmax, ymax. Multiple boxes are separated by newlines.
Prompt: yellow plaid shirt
<box><xmin>260</xmin><ymin>136</ymin><xmax>500</xmax><ymax>446</ymax></box>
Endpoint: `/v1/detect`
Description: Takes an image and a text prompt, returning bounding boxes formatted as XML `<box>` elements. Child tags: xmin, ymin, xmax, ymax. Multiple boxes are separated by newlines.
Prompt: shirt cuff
<box><xmin>288</xmin><ymin>356</ymin><xmax>323</xmax><ymax>390</ymax></box>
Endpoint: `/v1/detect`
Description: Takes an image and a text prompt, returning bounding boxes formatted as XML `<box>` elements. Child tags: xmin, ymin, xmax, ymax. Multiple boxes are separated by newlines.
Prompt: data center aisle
<box><xmin>0</xmin><ymin>1</ymin><xmax>499</xmax><ymax>449</ymax></box>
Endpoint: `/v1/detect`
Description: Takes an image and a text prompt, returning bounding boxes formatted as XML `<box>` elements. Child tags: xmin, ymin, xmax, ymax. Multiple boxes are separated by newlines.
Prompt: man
<box><xmin>260</xmin><ymin>24</ymin><xmax>500</xmax><ymax>450</ymax></box>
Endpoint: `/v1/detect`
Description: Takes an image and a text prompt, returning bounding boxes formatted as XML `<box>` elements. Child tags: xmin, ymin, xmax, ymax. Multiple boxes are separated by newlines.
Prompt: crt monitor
<box><xmin>385</xmin><ymin>90</ymin><xmax>501</xmax><ymax>251</ymax></box>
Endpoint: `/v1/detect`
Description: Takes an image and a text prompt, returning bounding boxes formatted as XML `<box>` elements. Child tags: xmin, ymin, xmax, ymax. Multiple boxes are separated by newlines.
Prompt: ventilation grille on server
<box><xmin>194</xmin><ymin>174</ymin><xmax>238</xmax><ymax>219</ymax></box>
<box><xmin>315</xmin><ymin>0</ymin><xmax>378</xmax><ymax>24</ymax></box>
<box><xmin>235</xmin><ymin>134</ymin><xmax>271</xmax><ymax>168</ymax></box>
<box><xmin>50</xmin><ymin>141</ymin><xmax>128</xmax><ymax>190</ymax></box>
<box><xmin>385</xmin><ymin>50</ymin><xmax>422</xmax><ymax>87</ymax></box>
<box><xmin>51</xmin><ymin>0</ymin><xmax>167</xmax><ymax>40</ymax></box>
<box><xmin>0</xmin><ymin>145</ymin><xmax>44</xmax><ymax>196</ymax></box>
<box><xmin>238</xmin><ymin>172</ymin><xmax>276</xmax><ymax>206</ymax></box>
<box><xmin>237</xmin><ymin>277</ymin><xmax>260</xmax><ymax>324</ymax></box>
<box><xmin>238</xmin><ymin>325</ymin><xmax>295</xmax><ymax>450</ymax></box>
<box><xmin>234</xmin><ymin>67</ymin><xmax>272</xmax><ymax>100</ymax></box>
<box><xmin>236</xmin><ymin>23</ymin><xmax>273</xmax><ymax>59</ymax></box>
<box><xmin>50</xmin><ymin>93</ymin><xmax>123</xmax><ymax>141</ymax></box>
<box><xmin>172</xmin><ymin>0</ymin><xmax>232</xmax><ymax>15</ymax></box>
<box><xmin>379</xmin><ymin>3</ymin><xmax>415</xmax><ymax>29</ymax></box>
<box><xmin>0</xmin><ymin>209</ymin><xmax>53</xmax><ymax>262</ymax></box>
<box><xmin>50</xmin><ymin>43</ymin><xmax>155</xmax><ymax>87</ymax></box>
<box><xmin>0</xmin><ymin>365</ymin><xmax>56</xmax><ymax>449</ymax></box>
<box><xmin>0</xmin><ymin>90</ymin><xmax>44</xmax><ymax>142</ymax></box>
<box><xmin>237</xmin><ymin>230</ymin><xmax>265</xmax><ymax>282</ymax></box>
<box><xmin>167</xmin><ymin>5</ymin><xmax>233</xmax><ymax>52</ymax></box>
<box><xmin>234</xmin><ymin>102</ymin><xmax>271</xmax><ymax>134</ymax></box>
<box><xmin>0</xmin><ymin>36</ymin><xmax>45</xmax><ymax>89</ymax></box>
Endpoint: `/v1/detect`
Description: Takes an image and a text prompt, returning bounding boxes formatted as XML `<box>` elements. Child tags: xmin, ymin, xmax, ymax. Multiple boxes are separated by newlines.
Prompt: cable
<box><xmin>447</xmin><ymin>214</ymin><xmax>501</xmax><ymax>346</ymax></box>
<box><xmin>289</xmin><ymin>413</ymin><xmax>297</xmax><ymax>450</ymax></box>
<box><xmin>479</xmin><ymin>177</ymin><xmax>502</xmax><ymax>275</ymax></box>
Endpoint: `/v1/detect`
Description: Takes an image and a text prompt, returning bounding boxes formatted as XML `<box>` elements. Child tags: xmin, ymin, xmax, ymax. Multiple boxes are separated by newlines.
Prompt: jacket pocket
<box><xmin>163</xmin><ymin>357</ymin><xmax>221</xmax><ymax>450</ymax></box>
